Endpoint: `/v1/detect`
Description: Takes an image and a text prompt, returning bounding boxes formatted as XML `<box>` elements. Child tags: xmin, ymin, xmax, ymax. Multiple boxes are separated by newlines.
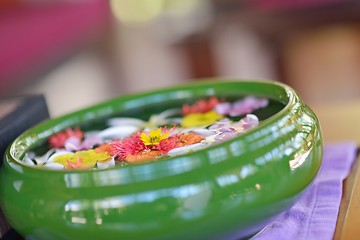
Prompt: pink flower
<box><xmin>235</xmin><ymin>114</ymin><xmax>259</xmax><ymax>131</ymax></box>
<box><xmin>215</xmin><ymin>96</ymin><xmax>268</xmax><ymax>117</ymax></box>
<box><xmin>64</xmin><ymin>135</ymin><xmax>102</xmax><ymax>152</ymax></box>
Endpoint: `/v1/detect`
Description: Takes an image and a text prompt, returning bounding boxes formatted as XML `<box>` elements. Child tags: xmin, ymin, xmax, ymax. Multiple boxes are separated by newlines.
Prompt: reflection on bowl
<box><xmin>0</xmin><ymin>80</ymin><xmax>322</xmax><ymax>240</ymax></box>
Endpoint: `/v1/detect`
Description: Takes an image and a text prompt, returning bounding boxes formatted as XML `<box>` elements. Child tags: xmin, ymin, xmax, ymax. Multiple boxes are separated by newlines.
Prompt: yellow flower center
<box><xmin>140</xmin><ymin>128</ymin><xmax>169</xmax><ymax>146</ymax></box>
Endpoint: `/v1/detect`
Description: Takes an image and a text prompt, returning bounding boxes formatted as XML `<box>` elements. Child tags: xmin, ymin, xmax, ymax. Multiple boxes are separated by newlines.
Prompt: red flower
<box><xmin>110</xmin><ymin>127</ymin><xmax>182</xmax><ymax>163</ymax></box>
<box><xmin>49</xmin><ymin>127</ymin><xmax>83</xmax><ymax>149</ymax></box>
<box><xmin>155</xmin><ymin>137</ymin><xmax>179</xmax><ymax>153</ymax></box>
<box><xmin>110</xmin><ymin>133</ymin><xmax>147</xmax><ymax>160</ymax></box>
<box><xmin>110</xmin><ymin>126</ymin><xmax>202</xmax><ymax>163</ymax></box>
<box><xmin>181</xmin><ymin>96</ymin><xmax>219</xmax><ymax>115</ymax></box>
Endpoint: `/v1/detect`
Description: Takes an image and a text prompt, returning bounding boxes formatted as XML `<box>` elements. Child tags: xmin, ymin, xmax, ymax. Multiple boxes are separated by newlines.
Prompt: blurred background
<box><xmin>1</xmin><ymin>0</ymin><xmax>360</xmax><ymax>117</ymax></box>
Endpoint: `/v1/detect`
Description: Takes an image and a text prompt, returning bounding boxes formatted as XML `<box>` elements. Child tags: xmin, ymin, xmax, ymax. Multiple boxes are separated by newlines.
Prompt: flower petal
<box><xmin>32</xmin><ymin>149</ymin><xmax>56</xmax><ymax>165</ymax></box>
<box><xmin>23</xmin><ymin>154</ymin><xmax>36</xmax><ymax>166</ymax></box>
<box><xmin>167</xmin><ymin>142</ymin><xmax>209</xmax><ymax>156</ymax></box>
<box><xmin>190</xmin><ymin>128</ymin><xmax>216</xmax><ymax>138</ymax></box>
<box><xmin>181</xmin><ymin>111</ymin><xmax>223</xmax><ymax>128</ymax></box>
<box><xmin>96</xmin><ymin>156</ymin><xmax>116</xmax><ymax>170</ymax></box>
<box><xmin>64</xmin><ymin>136</ymin><xmax>81</xmax><ymax>152</ymax></box>
<box><xmin>229</xmin><ymin>96</ymin><xmax>269</xmax><ymax>117</ymax></box>
<box><xmin>214</xmin><ymin>131</ymin><xmax>238</xmax><ymax>141</ymax></box>
<box><xmin>215</xmin><ymin>102</ymin><xmax>232</xmax><ymax>115</ymax></box>
<box><xmin>209</xmin><ymin>118</ymin><xmax>232</xmax><ymax>130</ymax></box>
<box><xmin>44</xmin><ymin>162</ymin><xmax>65</xmax><ymax>170</ymax></box>
<box><xmin>240</xmin><ymin>114</ymin><xmax>259</xmax><ymax>130</ymax></box>
<box><xmin>107</xmin><ymin>117</ymin><xmax>145</xmax><ymax>127</ymax></box>
<box><xmin>47</xmin><ymin>151</ymin><xmax>74</xmax><ymax>163</ymax></box>
<box><xmin>81</xmin><ymin>135</ymin><xmax>103</xmax><ymax>149</ymax></box>
<box><xmin>158</xmin><ymin>108</ymin><xmax>181</xmax><ymax>119</ymax></box>
<box><xmin>99</xmin><ymin>125</ymin><xmax>139</xmax><ymax>140</ymax></box>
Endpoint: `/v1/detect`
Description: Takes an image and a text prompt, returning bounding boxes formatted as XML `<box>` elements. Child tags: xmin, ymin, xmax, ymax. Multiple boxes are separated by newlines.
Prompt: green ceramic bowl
<box><xmin>0</xmin><ymin>80</ymin><xmax>322</xmax><ymax>240</ymax></box>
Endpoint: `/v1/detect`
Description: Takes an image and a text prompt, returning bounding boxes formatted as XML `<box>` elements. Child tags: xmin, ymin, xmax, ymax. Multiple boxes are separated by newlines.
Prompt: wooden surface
<box><xmin>312</xmin><ymin>101</ymin><xmax>360</xmax><ymax>239</ymax></box>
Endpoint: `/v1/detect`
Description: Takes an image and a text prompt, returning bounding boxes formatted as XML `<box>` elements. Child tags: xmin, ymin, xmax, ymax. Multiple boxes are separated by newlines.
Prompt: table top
<box><xmin>312</xmin><ymin>101</ymin><xmax>360</xmax><ymax>240</ymax></box>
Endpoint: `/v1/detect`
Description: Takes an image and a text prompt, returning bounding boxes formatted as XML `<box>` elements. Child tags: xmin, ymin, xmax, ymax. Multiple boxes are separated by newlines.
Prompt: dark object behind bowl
<box><xmin>0</xmin><ymin>95</ymin><xmax>49</xmax><ymax>239</ymax></box>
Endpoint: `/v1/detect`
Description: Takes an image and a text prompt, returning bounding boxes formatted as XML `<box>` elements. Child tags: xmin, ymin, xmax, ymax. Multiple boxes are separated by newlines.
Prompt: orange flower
<box><xmin>94</xmin><ymin>144</ymin><xmax>112</xmax><ymax>154</ymax></box>
<box><xmin>125</xmin><ymin>150</ymin><xmax>162</xmax><ymax>163</ymax></box>
<box><xmin>176</xmin><ymin>133</ymin><xmax>204</xmax><ymax>147</ymax></box>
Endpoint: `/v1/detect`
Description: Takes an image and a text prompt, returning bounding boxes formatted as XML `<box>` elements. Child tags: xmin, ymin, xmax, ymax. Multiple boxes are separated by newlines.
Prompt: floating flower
<box><xmin>66</xmin><ymin>156</ymin><xmax>91</xmax><ymax>170</ymax></box>
<box><xmin>64</xmin><ymin>135</ymin><xmax>103</xmax><ymax>152</ymax></box>
<box><xmin>26</xmin><ymin>96</ymin><xmax>267</xmax><ymax>170</ymax></box>
<box><xmin>181</xmin><ymin>111</ymin><xmax>223</xmax><ymax>128</ymax></box>
<box><xmin>111</xmin><ymin>133</ymin><xmax>146</xmax><ymax>160</ymax></box>
<box><xmin>215</xmin><ymin>96</ymin><xmax>268</xmax><ymax>117</ymax></box>
<box><xmin>182</xmin><ymin>97</ymin><xmax>219</xmax><ymax>115</ymax></box>
<box><xmin>51</xmin><ymin>149</ymin><xmax>111</xmax><ymax>170</ymax></box>
<box><xmin>96</xmin><ymin>156</ymin><xmax>116</xmax><ymax>169</ymax></box>
<box><xmin>98</xmin><ymin>125</ymin><xmax>139</xmax><ymax>140</ymax></box>
<box><xmin>24</xmin><ymin>149</ymin><xmax>55</xmax><ymax>166</ymax></box>
<box><xmin>165</xmin><ymin>133</ymin><xmax>205</xmax><ymax>157</ymax></box>
<box><xmin>111</xmin><ymin>127</ymin><xmax>180</xmax><ymax>163</ymax></box>
<box><xmin>107</xmin><ymin>109</ymin><xmax>181</xmax><ymax>131</ymax></box>
<box><xmin>209</xmin><ymin>114</ymin><xmax>260</xmax><ymax>141</ymax></box>
<box><xmin>232</xmin><ymin>114</ymin><xmax>260</xmax><ymax>131</ymax></box>
<box><xmin>94</xmin><ymin>143</ymin><xmax>113</xmax><ymax>154</ymax></box>
<box><xmin>167</xmin><ymin>142</ymin><xmax>209</xmax><ymax>157</ymax></box>
<box><xmin>125</xmin><ymin>150</ymin><xmax>162</xmax><ymax>163</ymax></box>
<box><xmin>190</xmin><ymin>114</ymin><xmax>260</xmax><ymax>145</ymax></box>
<box><xmin>176</xmin><ymin>132</ymin><xmax>204</xmax><ymax>147</ymax></box>
<box><xmin>214</xmin><ymin>127</ymin><xmax>238</xmax><ymax>142</ymax></box>
<box><xmin>155</xmin><ymin>137</ymin><xmax>179</xmax><ymax>153</ymax></box>
<box><xmin>107</xmin><ymin>117</ymin><xmax>145</xmax><ymax>128</ymax></box>
<box><xmin>49</xmin><ymin>127</ymin><xmax>83</xmax><ymax>149</ymax></box>
<box><xmin>145</xmin><ymin>109</ymin><xmax>182</xmax><ymax>128</ymax></box>
<box><xmin>140</xmin><ymin>128</ymin><xmax>170</xmax><ymax>146</ymax></box>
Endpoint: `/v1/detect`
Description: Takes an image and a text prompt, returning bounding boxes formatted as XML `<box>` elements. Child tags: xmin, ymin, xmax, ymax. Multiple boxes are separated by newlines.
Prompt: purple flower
<box><xmin>208</xmin><ymin>114</ymin><xmax>260</xmax><ymax>142</ymax></box>
<box><xmin>214</xmin><ymin>127</ymin><xmax>238</xmax><ymax>141</ymax></box>
<box><xmin>215</xmin><ymin>96</ymin><xmax>268</xmax><ymax>117</ymax></box>
<box><xmin>208</xmin><ymin>118</ymin><xmax>232</xmax><ymax>130</ymax></box>
<box><xmin>236</xmin><ymin>114</ymin><xmax>259</xmax><ymax>130</ymax></box>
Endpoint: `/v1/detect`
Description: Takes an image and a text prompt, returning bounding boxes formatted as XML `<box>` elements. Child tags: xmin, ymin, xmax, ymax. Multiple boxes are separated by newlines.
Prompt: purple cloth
<box><xmin>254</xmin><ymin>142</ymin><xmax>358</xmax><ymax>240</ymax></box>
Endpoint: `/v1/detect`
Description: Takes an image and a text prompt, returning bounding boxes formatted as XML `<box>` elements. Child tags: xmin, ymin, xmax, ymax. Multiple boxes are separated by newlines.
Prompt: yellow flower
<box><xmin>53</xmin><ymin>150</ymin><xmax>111</xmax><ymax>169</ymax></box>
<box><xmin>181</xmin><ymin>110</ymin><xmax>223</xmax><ymax>128</ymax></box>
<box><xmin>140</xmin><ymin>128</ymin><xmax>169</xmax><ymax>146</ymax></box>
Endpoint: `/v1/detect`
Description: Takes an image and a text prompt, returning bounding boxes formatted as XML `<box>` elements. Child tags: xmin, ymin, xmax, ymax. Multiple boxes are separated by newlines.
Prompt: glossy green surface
<box><xmin>0</xmin><ymin>80</ymin><xmax>323</xmax><ymax>240</ymax></box>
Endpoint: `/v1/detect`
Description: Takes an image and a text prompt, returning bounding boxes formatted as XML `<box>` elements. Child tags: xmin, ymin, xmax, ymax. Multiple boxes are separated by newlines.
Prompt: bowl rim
<box><xmin>5</xmin><ymin>79</ymin><xmax>299</xmax><ymax>176</ymax></box>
